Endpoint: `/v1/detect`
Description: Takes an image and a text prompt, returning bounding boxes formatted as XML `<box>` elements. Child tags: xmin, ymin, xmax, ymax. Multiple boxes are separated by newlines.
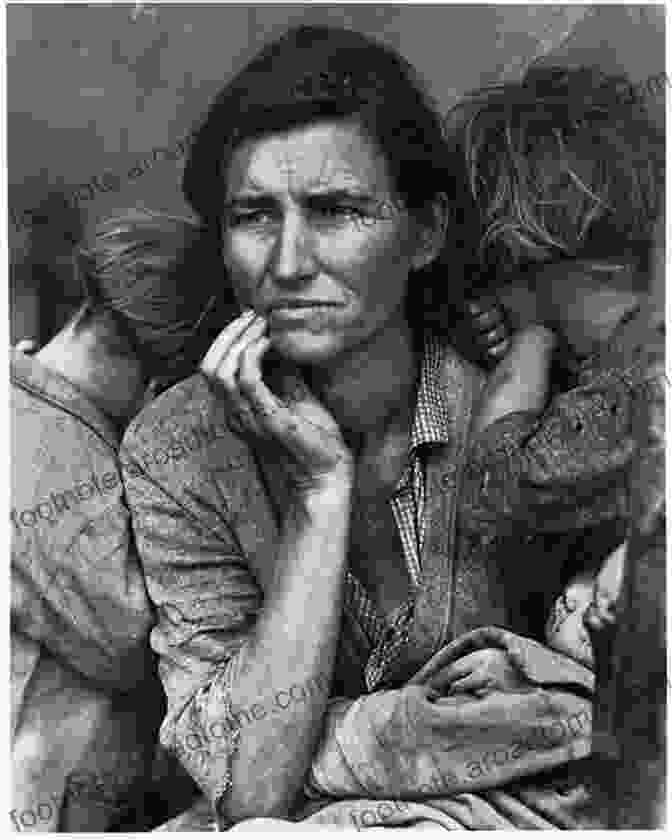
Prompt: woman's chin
<box><xmin>269</xmin><ymin>329</ymin><xmax>346</xmax><ymax>366</ymax></box>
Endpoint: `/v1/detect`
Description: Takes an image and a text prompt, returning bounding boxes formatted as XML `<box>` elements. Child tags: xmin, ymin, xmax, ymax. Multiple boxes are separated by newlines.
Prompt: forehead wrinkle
<box><xmin>245</xmin><ymin>159</ymin><xmax>380</xmax><ymax>201</ymax></box>
<box><xmin>227</xmin><ymin>173</ymin><xmax>272</xmax><ymax>199</ymax></box>
<box><xmin>230</xmin><ymin>123</ymin><xmax>393</xmax><ymax>200</ymax></box>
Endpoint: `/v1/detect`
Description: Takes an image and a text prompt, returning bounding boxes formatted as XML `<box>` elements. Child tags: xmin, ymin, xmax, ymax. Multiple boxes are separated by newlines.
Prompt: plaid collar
<box><xmin>352</xmin><ymin>332</ymin><xmax>469</xmax><ymax>689</ymax></box>
<box><xmin>408</xmin><ymin>332</ymin><xmax>455</xmax><ymax>455</ymax></box>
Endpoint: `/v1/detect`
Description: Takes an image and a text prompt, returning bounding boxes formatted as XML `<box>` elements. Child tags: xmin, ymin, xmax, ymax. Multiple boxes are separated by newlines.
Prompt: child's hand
<box><xmin>426</xmin><ymin>648</ymin><xmax>526</xmax><ymax>699</ymax></box>
<box><xmin>450</xmin><ymin>295</ymin><xmax>513</xmax><ymax>369</ymax></box>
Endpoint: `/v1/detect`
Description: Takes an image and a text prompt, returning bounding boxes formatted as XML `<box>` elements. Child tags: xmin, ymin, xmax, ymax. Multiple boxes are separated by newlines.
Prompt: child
<box><xmin>435</xmin><ymin>64</ymin><xmax>664</xmax><ymax>693</ymax></box>
<box><xmin>11</xmin><ymin>209</ymin><xmax>221</xmax><ymax>830</ymax></box>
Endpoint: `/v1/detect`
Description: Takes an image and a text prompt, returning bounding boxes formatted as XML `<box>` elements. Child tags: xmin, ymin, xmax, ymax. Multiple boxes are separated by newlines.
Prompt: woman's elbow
<box><xmin>224</xmin><ymin>789</ymin><xmax>297</xmax><ymax>825</ymax></box>
<box><xmin>223</xmin><ymin>765</ymin><xmax>309</xmax><ymax>824</ymax></box>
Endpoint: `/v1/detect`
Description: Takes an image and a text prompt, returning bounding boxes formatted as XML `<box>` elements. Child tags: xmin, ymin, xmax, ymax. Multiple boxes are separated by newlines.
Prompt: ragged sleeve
<box><xmin>120</xmin><ymin>415</ymin><xmax>264</xmax><ymax>807</ymax></box>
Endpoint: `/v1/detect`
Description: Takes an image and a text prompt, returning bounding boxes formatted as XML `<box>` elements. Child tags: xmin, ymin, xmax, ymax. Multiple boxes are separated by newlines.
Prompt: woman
<box><xmin>11</xmin><ymin>209</ymin><xmax>223</xmax><ymax>830</ymax></box>
<box><xmin>118</xmin><ymin>27</ymin><xmax>661</xmax><ymax>830</ymax></box>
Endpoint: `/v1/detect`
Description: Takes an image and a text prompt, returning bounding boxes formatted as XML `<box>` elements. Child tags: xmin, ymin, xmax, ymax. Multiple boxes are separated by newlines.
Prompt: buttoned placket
<box><xmin>344</xmin><ymin>337</ymin><xmax>486</xmax><ymax>688</ymax></box>
<box><xmin>408</xmin><ymin>360</ymin><xmax>485</xmax><ymax>661</ymax></box>
<box><xmin>389</xmin><ymin>460</ymin><xmax>423</xmax><ymax>588</ymax></box>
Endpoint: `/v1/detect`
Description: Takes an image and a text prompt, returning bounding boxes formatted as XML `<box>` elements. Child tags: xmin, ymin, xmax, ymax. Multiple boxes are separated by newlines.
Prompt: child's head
<box><xmin>449</xmin><ymin>65</ymin><xmax>664</xmax><ymax>277</ymax></box>
<box><xmin>74</xmin><ymin>208</ymin><xmax>229</xmax><ymax>385</ymax></box>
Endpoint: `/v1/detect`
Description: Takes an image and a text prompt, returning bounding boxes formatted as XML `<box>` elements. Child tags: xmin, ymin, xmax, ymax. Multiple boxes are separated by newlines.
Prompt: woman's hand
<box><xmin>200</xmin><ymin>310</ymin><xmax>354</xmax><ymax>496</ymax></box>
<box><xmin>426</xmin><ymin>648</ymin><xmax>526</xmax><ymax>699</ymax></box>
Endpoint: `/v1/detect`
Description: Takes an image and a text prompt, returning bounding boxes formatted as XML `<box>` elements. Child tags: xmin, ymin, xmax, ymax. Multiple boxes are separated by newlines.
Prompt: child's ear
<box><xmin>411</xmin><ymin>193</ymin><xmax>450</xmax><ymax>271</ymax></box>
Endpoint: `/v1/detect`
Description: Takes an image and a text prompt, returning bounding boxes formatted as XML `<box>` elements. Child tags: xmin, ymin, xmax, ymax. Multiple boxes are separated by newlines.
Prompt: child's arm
<box><xmin>463</xmin><ymin>255</ymin><xmax>661</xmax><ymax>530</ymax></box>
<box><xmin>473</xmin><ymin>325</ymin><xmax>557</xmax><ymax>435</ymax></box>
<box><xmin>498</xmin><ymin>260</ymin><xmax>643</xmax><ymax>357</ymax></box>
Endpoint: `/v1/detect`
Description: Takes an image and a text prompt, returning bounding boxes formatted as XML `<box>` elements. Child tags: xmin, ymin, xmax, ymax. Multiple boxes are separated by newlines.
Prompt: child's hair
<box><xmin>75</xmin><ymin>208</ymin><xmax>230</xmax><ymax>382</ymax></box>
<box><xmin>447</xmin><ymin>65</ymin><xmax>664</xmax><ymax>276</ymax></box>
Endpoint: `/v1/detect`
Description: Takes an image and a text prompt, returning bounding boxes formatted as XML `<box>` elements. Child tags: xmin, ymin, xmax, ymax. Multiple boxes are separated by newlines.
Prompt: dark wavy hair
<box><xmin>446</xmin><ymin>64</ymin><xmax>665</xmax><ymax>280</ymax></box>
<box><xmin>182</xmin><ymin>24</ymin><xmax>463</xmax><ymax>330</ymax></box>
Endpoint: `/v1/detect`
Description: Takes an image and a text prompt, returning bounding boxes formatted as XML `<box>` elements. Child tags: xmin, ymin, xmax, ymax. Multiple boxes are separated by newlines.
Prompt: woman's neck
<box><xmin>304</xmin><ymin>317</ymin><xmax>418</xmax><ymax>453</ymax></box>
<box><xmin>36</xmin><ymin>322</ymin><xmax>146</xmax><ymax>426</ymax></box>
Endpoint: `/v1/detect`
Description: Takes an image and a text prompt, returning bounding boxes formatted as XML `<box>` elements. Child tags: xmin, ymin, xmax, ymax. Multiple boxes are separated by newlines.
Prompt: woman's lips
<box><xmin>266</xmin><ymin>302</ymin><xmax>343</xmax><ymax>324</ymax></box>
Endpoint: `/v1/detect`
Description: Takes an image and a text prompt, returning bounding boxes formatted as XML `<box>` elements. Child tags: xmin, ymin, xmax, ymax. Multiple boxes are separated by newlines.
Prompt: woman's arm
<box><xmin>198</xmin><ymin>312</ymin><xmax>355</xmax><ymax>823</ymax></box>
<box><xmin>123</xmin><ymin>312</ymin><xmax>355</xmax><ymax>823</ymax></box>
<box><xmin>122</xmin><ymin>432</ymin><xmax>351</xmax><ymax>823</ymax></box>
<box><xmin>221</xmin><ymin>483</ymin><xmax>352</xmax><ymax>822</ymax></box>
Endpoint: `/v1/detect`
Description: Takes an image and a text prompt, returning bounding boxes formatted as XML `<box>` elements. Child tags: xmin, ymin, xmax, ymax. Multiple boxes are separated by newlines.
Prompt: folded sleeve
<box><xmin>461</xmin><ymin>297</ymin><xmax>664</xmax><ymax>532</ymax></box>
<box><xmin>120</xmin><ymin>425</ymin><xmax>263</xmax><ymax>807</ymax></box>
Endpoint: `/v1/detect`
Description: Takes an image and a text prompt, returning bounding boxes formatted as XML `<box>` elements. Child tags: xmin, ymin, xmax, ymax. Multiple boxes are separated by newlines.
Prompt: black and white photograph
<box><xmin>8</xmin><ymin>2</ymin><xmax>666</xmax><ymax>831</ymax></box>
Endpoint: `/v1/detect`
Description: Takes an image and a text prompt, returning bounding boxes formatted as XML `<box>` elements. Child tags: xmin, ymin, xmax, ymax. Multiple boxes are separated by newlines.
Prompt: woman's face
<box><xmin>221</xmin><ymin>120</ymin><xmax>438</xmax><ymax>365</ymax></box>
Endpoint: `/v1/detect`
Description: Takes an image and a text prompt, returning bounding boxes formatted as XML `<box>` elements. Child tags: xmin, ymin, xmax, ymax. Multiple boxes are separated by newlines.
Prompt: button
<box><xmin>481</xmin><ymin>322</ymin><xmax>509</xmax><ymax>346</ymax></box>
<box><xmin>486</xmin><ymin>338</ymin><xmax>511</xmax><ymax>363</ymax></box>
<box><xmin>440</xmin><ymin>467</ymin><xmax>457</xmax><ymax>490</ymax></box>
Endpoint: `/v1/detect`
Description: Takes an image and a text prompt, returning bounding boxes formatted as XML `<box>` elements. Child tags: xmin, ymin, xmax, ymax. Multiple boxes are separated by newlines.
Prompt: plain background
<box><xmin>7</xmin><ymin>3</ymin><xmax>665</xmax><ymax>343</ymax></box>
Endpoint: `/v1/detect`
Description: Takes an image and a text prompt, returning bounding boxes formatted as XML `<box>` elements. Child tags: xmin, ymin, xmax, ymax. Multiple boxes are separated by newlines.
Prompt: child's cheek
<box><xmin>546</xmin><ymin>577</ymin><xmax>595</xmax><ymax>667</ymax></box>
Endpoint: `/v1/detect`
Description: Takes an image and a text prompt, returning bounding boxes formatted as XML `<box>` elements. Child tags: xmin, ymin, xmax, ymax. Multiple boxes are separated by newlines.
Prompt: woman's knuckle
<box><xmin>237</xmin><ymin>367</ymin><xmax>256</xmax><ymax>391</ymax></box>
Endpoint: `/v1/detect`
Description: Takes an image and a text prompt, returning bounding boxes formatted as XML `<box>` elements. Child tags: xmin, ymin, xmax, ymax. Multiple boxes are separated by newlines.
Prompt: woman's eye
<box><xmin>311</xmin><ymin>204</ymin><xmax>369</xmax><ymax>225</ymax></box>
<box><xmin>224</xmin><ymin>209</ymin><xmax>277</xmax><ymax>228</ymax></box>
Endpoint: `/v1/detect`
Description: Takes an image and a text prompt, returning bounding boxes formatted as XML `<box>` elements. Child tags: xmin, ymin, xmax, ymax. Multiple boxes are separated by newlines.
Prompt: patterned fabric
<box><xmin>354</xmin><ymin>334</ymin><xmax>457</xmax><ymax>690</ymax></box>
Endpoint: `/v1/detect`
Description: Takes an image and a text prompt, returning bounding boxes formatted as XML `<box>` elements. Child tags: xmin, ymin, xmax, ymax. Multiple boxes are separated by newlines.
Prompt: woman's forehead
<box><xmin>224</xmin><ymin>121</ymin><xmax>394</xmax><ymax>200</ymax></box>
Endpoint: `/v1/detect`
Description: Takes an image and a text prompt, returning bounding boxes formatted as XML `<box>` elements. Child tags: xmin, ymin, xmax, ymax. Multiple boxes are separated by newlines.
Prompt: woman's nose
<box><xmin>270</xmin><ymin>215</ymin><xmax>316</xmax><ymax>288</ymax></box>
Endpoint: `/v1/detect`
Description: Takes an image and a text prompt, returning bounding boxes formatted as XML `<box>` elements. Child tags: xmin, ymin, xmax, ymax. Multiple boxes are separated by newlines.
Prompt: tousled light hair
<box><xmin>448</xmin><ymin>65</ymin><xmax>664</xmax><ymax>274</ymax></box>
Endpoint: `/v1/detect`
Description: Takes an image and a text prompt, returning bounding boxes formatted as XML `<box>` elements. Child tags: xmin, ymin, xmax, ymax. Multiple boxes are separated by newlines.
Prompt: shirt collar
<box><xmin>409</xmin><ymin>332</ymin><xmax>455</xmax><ymax>453</ymax></box>
<box><xmin>11</xmin><ymin>349</ymin><xmax>121</xmax><ymax>452</ymax></box>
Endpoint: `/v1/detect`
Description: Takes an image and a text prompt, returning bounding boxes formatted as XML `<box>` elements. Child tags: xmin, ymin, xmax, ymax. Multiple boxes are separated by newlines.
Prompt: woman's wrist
<box><xmin>286</xmin><ymin>469</ymin><xmax>353</xmax><ymax>527</ymax></box>
<box><xmin>300</xmin><ymin>470</ymin><xmax>353</xmax><ymax>506</ymax></box>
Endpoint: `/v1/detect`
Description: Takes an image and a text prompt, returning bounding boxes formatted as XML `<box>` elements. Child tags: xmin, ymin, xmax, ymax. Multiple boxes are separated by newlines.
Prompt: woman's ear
<box><xmin>410</xmin><ymin>193</ymin><xmax>450</xmax><ymax>271</ymax></box>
